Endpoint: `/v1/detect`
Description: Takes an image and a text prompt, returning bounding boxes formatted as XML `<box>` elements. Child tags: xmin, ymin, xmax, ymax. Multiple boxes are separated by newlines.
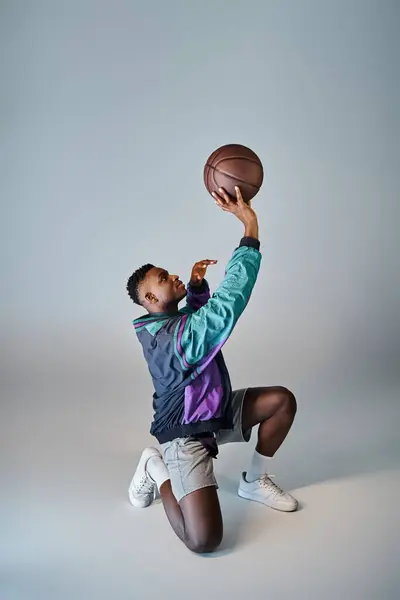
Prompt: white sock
<box><xmin>147</xmin><ymin>455</ymin><xmax>170</xmax><ymax>490</ymax></box>
<box><xmin>246</xmin><ymin>450</ymin><xmax>272</xmax><ymax>482</ymax></box>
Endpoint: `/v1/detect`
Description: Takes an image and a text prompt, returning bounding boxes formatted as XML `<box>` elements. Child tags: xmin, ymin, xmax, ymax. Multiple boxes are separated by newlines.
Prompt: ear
<box><xmin>145</xmin><ymin>292</ymin><xmax>158</xmax><ymax>305</ymax></box>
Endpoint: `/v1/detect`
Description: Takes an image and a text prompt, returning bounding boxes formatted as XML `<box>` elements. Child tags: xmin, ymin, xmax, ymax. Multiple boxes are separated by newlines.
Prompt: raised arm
<box><xmin>174</xmin><ymin>187</ymin><xmax>261</xmax><ymax>368</ymax></box>
<box><xmin>182</xmin><ymin>260</ymin><xmax>217</xmax><ymax>313</ymax></box>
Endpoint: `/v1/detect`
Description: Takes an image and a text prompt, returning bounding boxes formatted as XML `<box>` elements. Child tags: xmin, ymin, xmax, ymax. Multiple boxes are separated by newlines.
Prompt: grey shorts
<box><xmin>160</xmin><ymin>388</ymin><xmax>251</xmax><ymax>503</ymax></box>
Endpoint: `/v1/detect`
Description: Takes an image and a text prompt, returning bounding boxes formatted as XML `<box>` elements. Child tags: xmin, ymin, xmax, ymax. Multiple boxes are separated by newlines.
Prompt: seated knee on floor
<box><xmin>186</xmin><ymin>531</ymin><xmax>222</xmax><ymax>554</ymax></box>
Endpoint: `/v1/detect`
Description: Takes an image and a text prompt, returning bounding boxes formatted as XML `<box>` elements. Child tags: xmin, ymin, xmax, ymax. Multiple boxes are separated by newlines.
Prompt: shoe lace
<box><xmin>134</xmin><ymin>474</ymin><xmax>154</xmax><ymax>495</ymax></box>
<box><xmin>259</xmin><ymin>474</ymin><xmax>285</xmax><ymax>497</ymax></box>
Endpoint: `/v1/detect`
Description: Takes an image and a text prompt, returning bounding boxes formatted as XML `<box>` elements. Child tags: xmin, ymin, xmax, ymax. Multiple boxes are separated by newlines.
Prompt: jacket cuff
<box><xmin>187</xmin><ymin>279</ymin><xmax>209</xmax><ymax>293</ymax></box>
<box><xmin>239</xmin><ymin>236</ymin><xmax>260</xmax><ymax>251</ymax></box>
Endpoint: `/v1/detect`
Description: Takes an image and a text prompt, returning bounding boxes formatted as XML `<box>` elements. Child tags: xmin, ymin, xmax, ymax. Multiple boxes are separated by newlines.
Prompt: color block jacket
<box><xmin>133</xmin><ymin>237</ymin><xmax>261</xmax><ymax>444</ymax></box>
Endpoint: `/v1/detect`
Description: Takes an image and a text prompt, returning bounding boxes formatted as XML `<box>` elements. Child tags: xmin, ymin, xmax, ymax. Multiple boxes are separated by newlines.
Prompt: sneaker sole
<box><xmin>128</xmin><ymin>488</ymin><xmax>154</xmax><ymax>509</ymax></box>
<box><xmin>237</xmin><ymin>488</ymin><xmax>298</xmax><ymax>512</ymax></box>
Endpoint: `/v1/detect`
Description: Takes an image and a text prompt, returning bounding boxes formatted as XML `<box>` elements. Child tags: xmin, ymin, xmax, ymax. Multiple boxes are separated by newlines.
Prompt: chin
<box><xmin>178</xmin><ymin>288</ymin><xmax>187</xmax><ymax>301</ymax></box>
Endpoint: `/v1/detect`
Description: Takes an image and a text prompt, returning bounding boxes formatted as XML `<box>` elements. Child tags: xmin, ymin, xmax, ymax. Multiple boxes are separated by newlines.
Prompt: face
<box><xmin>140</xmin><ymin>267</ymin><xmax>187</xmax><ymax>310</ymax></box>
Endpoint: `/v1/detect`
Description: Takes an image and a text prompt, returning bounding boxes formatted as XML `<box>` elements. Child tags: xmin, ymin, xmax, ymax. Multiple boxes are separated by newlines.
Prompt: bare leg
<box><xmin>237</xmin><ymin>386</ymin><xmax>298</xmax><ymax>511</ymax></box>
<box><xmin>156</xmin><ymin>387</ymin><xmax>296</xmax><ymax>548</ymax></box>
<box><xmin>159</xmin><ymin>481</ymin><xmax>223</xmax><ymax>554</ymax></box>
<box><xmin>242</xmin><ymin>386</ymin><xmax>297</xmax><ymax>456</ymax></box>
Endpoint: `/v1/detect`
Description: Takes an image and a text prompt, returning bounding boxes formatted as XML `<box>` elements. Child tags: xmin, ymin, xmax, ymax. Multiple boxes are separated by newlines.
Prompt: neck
<box><xmin>148</xmin><ymin>302</ymin><xmax>179</xmax><ymax>316</ymax></box>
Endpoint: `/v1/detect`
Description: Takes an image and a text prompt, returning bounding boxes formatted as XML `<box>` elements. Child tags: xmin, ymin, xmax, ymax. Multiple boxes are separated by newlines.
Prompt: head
<box><xmin>126</xmin><ymin>263</ymin><xmax>187</xmax><ymax>313</ymax></box>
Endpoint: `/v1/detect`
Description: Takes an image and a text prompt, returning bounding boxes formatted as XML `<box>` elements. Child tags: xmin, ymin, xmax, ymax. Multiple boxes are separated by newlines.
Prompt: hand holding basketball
<box><xmin>212</xmin><ymin>186</ymin><xmax>257</xmax><ymax>225</ymax></box>
<box><xmin>204</xmin><ymin>143</ymin><xmax>264</xmax><ymax>203</ymax></box>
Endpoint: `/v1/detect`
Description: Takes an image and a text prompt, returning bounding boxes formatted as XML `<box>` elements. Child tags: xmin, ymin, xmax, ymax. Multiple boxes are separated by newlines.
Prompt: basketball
<box><xmin>204</xmin><ymin>144</ymin><xmax>264</xmax><ymax>203</ymax></box>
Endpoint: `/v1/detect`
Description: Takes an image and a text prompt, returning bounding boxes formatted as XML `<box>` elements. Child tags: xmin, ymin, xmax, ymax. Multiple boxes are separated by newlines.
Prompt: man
<box><xmin>126</xmin><ymin>186</ymin><xmax>298</xmax><ymax>554</ymax></box>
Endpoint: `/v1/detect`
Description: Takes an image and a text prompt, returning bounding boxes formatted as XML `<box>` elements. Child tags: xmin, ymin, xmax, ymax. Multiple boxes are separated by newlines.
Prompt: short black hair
<box><xmin>126</xmin><ymin>263</ymin><xmax>154</xmax><ymax>305</ymax></box>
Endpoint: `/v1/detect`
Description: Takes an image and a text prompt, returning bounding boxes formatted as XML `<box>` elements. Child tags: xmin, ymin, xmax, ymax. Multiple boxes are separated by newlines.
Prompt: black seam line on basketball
<box><xmin>205</xmin><ymin>164</ymin><xmax>215</xmax><ymax>191</ymax></box>
<box><xmin>207</xmin><ymin>165</ymin><xmax>218</xmax><ymax>196</ymax></box>
<box><xmin>213</xmin><ymin>155</ymin><xmax>261</xmax><ymax>167</ymax></box>
<box><xmin>206</xmin><ymin>164</ymin><xmax>259</xmax><ymax>190</ymax></box>
<box><xmin>204</xmin><ymin>165</ymin><xmax>214</xmax><ymax>194</ymax></box>
<box><xmin>208</xmin><ymin>146</ymin><xmax>229</xmax><ymax>165</ymax></box>
<box><xmin>211</xmin><ymin>165</ymin><xmax>219</xmax><ymax>195</ymax></box>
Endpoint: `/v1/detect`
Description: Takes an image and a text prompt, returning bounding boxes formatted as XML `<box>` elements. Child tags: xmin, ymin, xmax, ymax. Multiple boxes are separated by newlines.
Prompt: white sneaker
<box><xmin>128</xmin><ymin>447</ymin><xmax>161</xmax><ymax>508</ymax></box>
<box><xmin>238</xmin><ymin>472</ymin><xmax>298</xmax><ymax>512</ymax></box>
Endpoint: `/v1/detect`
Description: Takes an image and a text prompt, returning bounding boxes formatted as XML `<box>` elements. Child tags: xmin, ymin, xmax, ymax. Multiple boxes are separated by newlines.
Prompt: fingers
<box><xmin>211</xmin><ymin>190</ymin><xmax>223</xmax><ymax>202</ymax></box>
<box><xmin>218</xmin><ymin>188</ymin><xmax>232</xmax><ymax>203</ymax></box>
<box><xmin>235</xmin><ymin>186</ymin><xmax>245</xmax><ymax>205</ymax></box>
<box><xmin>212</xmin><ymin>188</ymin><xmax>234</xmax><ymax>212</ymax></box>
<box><xmin>213</xmin><ymin>198</ymin><xmax>230</xmax><ymax>212</ymax></box>
<box><xmin>193</xmin><ymin>260</ymin><xmax>217</xmax><ymax>272</ymax></box>
<box><xmin>192</xmin><ymin>260</ymin><xmax>218</xmax><ymax>276</ymax></box>
<box><xmin>212</xmin><ymin>191</ymin><xmax>227</xmax><ymax>209</ymax></box>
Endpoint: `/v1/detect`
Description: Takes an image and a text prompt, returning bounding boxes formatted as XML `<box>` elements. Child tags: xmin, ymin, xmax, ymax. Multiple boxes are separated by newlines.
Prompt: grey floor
<box><xmin>2</xmin><ymin>334</ymin><xmax>400</xmax><ymax>600</ymax></box>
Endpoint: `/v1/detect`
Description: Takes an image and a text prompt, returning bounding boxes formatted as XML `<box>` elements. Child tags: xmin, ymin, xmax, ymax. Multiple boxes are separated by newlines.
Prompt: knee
<box><xmin>186</xmin><ymin>531</ymin><xmax>222</xmax><ymax>554</ymax></box>
<box><xmin>277</xmin><ymin>387</ymin><xmax>297</xmax><ymax>417</ymax></box>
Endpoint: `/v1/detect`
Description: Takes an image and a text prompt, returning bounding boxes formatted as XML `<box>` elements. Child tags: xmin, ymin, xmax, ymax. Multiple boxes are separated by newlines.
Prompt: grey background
<box><xmin>1</xmin><ymin>1</ymin><xmax>399</xmax><ymax>599</ymax></box>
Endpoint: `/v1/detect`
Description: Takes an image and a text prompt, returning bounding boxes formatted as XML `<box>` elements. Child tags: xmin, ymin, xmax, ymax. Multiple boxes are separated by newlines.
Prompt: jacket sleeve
<box><xmin>173</xmin><ymin>241</ymin><xmax>261</xmax><ymax>368</ymax></box>
<box><xmin>181</xmin><ymin>280</ymin><xmax>211</xmax><ymax>314</ymax></box>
